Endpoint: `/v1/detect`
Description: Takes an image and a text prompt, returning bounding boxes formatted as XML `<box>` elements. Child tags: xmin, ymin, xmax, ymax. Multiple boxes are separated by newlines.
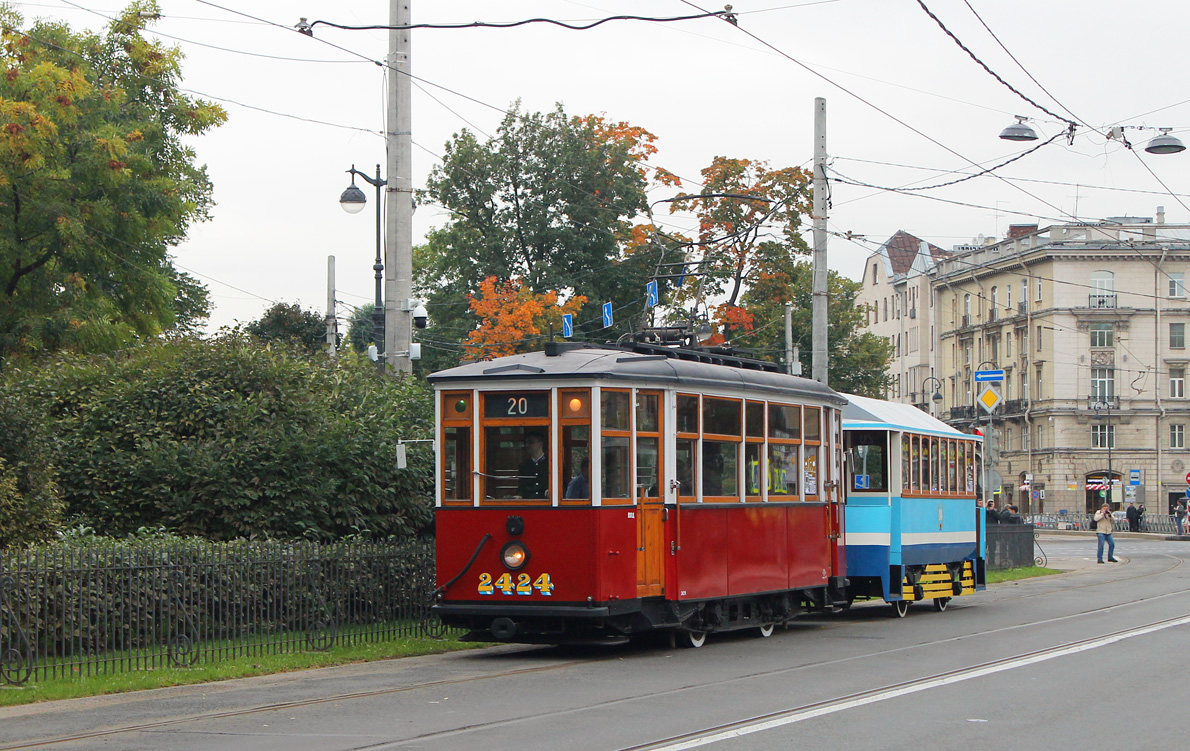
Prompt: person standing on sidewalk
<box><xmin>1176</xmin><ymin>500</ymin><xmax>1188</xmax><ymax>536</ymax></box>
<box><xmin>1126</xmin><ymin>502</ymin><xmax>1139</xmax><ymax>532</ymax></box>
<box><xmin>1094</xmin><ymin>503</ymin><xmax>1118</xmax><ymax>563</ymax></box>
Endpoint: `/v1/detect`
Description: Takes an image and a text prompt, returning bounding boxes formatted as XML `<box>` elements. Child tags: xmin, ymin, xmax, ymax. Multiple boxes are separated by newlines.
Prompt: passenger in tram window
<box><xmin>702</xmin><ymin>443</ymin><xmax>724</xmax><ymax>496</ymax></box>
<box><xmin>676</xmin><ymin>456</ymin><xmax>693</xmax><ymax>495</ymax></box>
<box><xmin>565</xmin><ymin>455</ymin><xmax>590</xmax><ymax>499</ymax></box>
<box><xmin>517</xmin><ymin>432</ymin><xmax>549</xmax><ymax>498</ymax></box>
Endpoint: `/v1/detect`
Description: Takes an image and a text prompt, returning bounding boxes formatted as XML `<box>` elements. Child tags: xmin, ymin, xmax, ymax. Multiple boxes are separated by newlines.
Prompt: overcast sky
<box><xmin>12</xmin><ymin>0</ymin><xmax>1190</xmax><ymax>332</ymax></box>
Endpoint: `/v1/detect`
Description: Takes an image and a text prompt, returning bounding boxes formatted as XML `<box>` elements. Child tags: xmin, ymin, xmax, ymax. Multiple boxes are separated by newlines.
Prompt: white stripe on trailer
<box><xmin>843</xmin><ymin>532</ymin><xmax>891</xmax><ymax>545</ymax></box>
<box><xmin>902</xmin><ymin>531</ymin><xmax>977</xmax><ymax>545</ymax></box>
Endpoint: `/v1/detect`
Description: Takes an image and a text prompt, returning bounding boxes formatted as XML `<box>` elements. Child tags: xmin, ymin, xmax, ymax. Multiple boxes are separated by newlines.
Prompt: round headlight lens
<box><xmin>501</xmin><ymin>541</ymin><xmax>529</xmax><ymax>570</ymax></box>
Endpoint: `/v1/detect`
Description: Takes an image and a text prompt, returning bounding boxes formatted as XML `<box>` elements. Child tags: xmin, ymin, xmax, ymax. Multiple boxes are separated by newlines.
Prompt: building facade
<box><xmin>926</xmin><ymin>214</ymin><xmax>1190</xmax><ymax>515</ymax></box>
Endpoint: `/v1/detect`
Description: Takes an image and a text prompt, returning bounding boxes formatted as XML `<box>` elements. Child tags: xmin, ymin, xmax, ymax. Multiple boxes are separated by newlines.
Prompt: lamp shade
<box><xmin>339</xmin><ymin>184</ymin><xmax>367</xmax><ymax>213</ymax></box>
<box><xmin>1145</xmin><ymin>130</ymin><xmax>1186</xmax><ymax>155</ymax></box>
<box><xmin>999</xmin><ymin>118</ymin><xmax>1039</xmax><ymax>142</ymax></box>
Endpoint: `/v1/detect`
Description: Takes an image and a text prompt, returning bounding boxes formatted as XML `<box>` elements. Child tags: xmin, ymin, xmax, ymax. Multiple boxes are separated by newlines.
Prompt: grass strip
<box><xmin>986</xmin><ymin>565</ymin><xmax>1062</xmax><ymax>583</ymax></box>
<box><xmin>0</xmin><ymin>636</ymin><xmax>486</xmax><ymax>707</ymax></box>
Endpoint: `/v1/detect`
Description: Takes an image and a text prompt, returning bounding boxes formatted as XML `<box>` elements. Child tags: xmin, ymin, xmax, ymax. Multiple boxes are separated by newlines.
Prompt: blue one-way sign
<box><xmin>975</xmin><ymin>369</ymin><xmax>1006</xmax><ymax>382</ymax></box>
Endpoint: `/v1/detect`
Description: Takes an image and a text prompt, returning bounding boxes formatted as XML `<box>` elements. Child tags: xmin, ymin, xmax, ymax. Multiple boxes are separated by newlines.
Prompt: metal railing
<box><xmin>985</xmin><ymin>524</ymin><xmax>1036</xmax><ymax>570</ymax></box>
<box><xmin>1025</xmin><ymin>513</ymin><xmax>1181</xmax><ymax>535</ymax></box>
<box><xmin>0</xmin><ymin>539</ymin><xmax>451</xmax><ymax>686</ymax></box>
<box><xmin>1088</xmin><ymin>294</ymin><xmax>1117</xmax><ymax>308</ymax></box>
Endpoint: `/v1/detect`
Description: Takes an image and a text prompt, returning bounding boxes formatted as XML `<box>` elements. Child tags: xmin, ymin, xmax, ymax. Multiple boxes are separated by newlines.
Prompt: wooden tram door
<box><xmin>635</xmin><ymin>390</ymin><xmax>665</xmax><ymax>598</ymax></box>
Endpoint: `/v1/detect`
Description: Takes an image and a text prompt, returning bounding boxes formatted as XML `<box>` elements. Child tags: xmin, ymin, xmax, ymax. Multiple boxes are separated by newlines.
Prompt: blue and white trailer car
<box><xmin>841</xmin><ymin>394</ymin><xmax>986</xmax><ymax>616</ymax></box>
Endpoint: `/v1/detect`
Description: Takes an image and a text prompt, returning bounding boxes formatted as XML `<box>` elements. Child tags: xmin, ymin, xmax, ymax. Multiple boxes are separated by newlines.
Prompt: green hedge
<box><xmin>1</xmin><ymin>335</ymin><xmax>434</xmax><ymax>542</ymax></box>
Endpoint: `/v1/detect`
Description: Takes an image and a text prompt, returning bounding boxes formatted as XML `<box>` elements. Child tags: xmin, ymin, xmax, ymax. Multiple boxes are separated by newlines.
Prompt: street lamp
<box><xmin>340</xmin><ymin>164</ymin><xmax>386</xmax><ymax>354</ymax></box>
<box><xmin>1092</xmin><ymin>397</ymin><xmax>1115</xmax><ymax>508</ymax></box>
<box><xmin>921</xmin><ymin>375</ymin><xmax>944</xmax><ymax>416</ymax></box>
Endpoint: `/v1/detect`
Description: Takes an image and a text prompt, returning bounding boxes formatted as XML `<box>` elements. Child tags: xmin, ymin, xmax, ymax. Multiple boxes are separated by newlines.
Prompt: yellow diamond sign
<box><xmin>978</xmin><ymin>385</ymin><xmax>1001</xmax><ymax>414</ymax></box>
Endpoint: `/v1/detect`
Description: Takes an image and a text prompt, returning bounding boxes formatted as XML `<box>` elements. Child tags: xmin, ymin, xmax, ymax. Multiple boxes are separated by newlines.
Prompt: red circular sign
<box><xmin>1185</xmin><ymin>471</ymin><xmax>1190</xmax><ymax>485</ymax></box>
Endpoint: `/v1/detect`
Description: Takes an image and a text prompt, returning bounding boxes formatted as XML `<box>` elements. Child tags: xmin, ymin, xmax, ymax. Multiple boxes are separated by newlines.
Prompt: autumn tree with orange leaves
<box><xmin>417</xmin><ymin>102</ymin><xmax>679</xmax><ymax>370</ymax></box>
<box><xmin>462</xmin><ymin>276</ymin><xmax>586</xmax><ymax>360</ymax></box>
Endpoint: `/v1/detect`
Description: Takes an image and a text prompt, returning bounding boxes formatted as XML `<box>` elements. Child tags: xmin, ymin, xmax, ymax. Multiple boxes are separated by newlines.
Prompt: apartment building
<box><xmin>928</xmin><ymin>213</ymin><xmax>1190</xmax><ymax>514</ymax></box>
<box><xmin>855</xmin><ymin>230</ymin><xmax>948</xmax><ymax>409</ymax></box>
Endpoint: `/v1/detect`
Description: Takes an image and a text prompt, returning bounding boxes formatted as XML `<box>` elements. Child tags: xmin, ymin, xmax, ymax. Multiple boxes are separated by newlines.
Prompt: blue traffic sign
<box><xmin>975</xmin><ymin>369</ymin><xmax>1006</xmax><ymax>382</ymax></box>
<box><xmin>1129</xmin><ymin>469</ymin><xmax>1141</xmax><ymax>486</ymax></box>
<box><xmin>561</xmin><ymin>314</ymin><xmax>573</xmax><ymax>338</ymax></box>
<box><xmin>646</xmin><ymin>280</ymin><xmax>658</xmax><ymax>307</ymax></box>
<box><xmin>602</xmin><ymin>302</ymin><xmax>613</xmax><ymax>328</ymax></box>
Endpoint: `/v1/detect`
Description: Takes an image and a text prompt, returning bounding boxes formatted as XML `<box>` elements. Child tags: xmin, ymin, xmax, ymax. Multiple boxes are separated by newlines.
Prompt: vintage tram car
<box><xmin>430</xmin><ymin>342</ymin><xmax>984</xmax><ymax>646</ymax></box>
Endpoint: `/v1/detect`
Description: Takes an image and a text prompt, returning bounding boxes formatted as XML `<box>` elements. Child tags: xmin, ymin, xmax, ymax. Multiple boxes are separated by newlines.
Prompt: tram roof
<box><xmin>428</xmin><ymin>345</ymin><xmax>846</xmax><ymax>405</ymax></box>
<box><xmin>842</xmin><ymin>393</ymin><xmax>978</xmax><ymax>440</ymax></box>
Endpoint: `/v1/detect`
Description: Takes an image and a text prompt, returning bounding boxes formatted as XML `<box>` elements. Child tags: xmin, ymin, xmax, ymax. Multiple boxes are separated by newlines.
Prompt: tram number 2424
<box><xmin>478</xmin><ymin>572</ymin><xmax>556</xmax><ymax>596</ymax></box>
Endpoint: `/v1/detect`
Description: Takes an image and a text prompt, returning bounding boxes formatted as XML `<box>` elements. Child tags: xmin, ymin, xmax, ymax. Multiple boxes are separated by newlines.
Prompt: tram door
<box><xmin>635</xmin><ymin>391</ymin><xmax>665</xmax><ymax>598</ymax></box>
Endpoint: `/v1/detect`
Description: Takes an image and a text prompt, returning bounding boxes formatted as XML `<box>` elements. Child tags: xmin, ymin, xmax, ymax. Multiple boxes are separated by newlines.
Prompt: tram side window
<box><xmin>901</xmin><ymin>434</ymin><xmax>910</xmax><ymax>492</ymax></box>
<box><xmin>803</xmin><ymin>447</ymin><xmax>819</xmax><ymax>497</ymax></box>
<box><xmin>677</xmin><ymin>394</ymin><xmax>699</xmax><ymax>434</ymax></box>
<box><xmin>443</xmin><ymin>426</ymin><xmax>471</xmax><ymax>500</ymax></box>
<box><xmin>483</xmin><ymin>427</ymin><xmax>549</xmax><ymax>500</ymax></box>
<box><xmin>676</xmin><ymin>439</ymin><xmax>696</xmax><ymax>497</ymax></box>
<box><xmin>768</xmin><ymin>444</ymin><xmax>798</xmax><ymax>497</ymax></box>
<box><xmin>562</xmin><ymin>426</ymin><xmax>590</xmax><ymax>499</ymax></box>
<box><xmin>602</xmin><ymin>436</ymin><xmax>631</xmax><ymax>499</ymax></box>
<box><xmin>602</xmin><ymin>390</ymin><xmax>631</xmax><ymax>430</ymax></box>
<box><xmin>744</xmin><ymin>443</ymin><xmax>762</xmax><ymax>496</ymax></box>
<box><xmin>848</xmin><ymin>431</ymin><xmax>888</xmax><ymax>492</ymax></box>
<box><xmin>636</xmin><ymin>393</ymin><xmax>661</xmax><ymax>497</ymax></box>
<box><xmin>702</xmin><ymin>440</ymin><xmax>738</xmax><ymax>497</ymax></box>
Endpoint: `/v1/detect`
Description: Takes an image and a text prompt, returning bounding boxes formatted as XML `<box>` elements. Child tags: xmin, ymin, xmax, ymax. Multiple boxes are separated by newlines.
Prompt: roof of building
<box><xmin>881</xmin><ymin>230</ymin><xmax>948</xmax><ymax>277</ymax></box>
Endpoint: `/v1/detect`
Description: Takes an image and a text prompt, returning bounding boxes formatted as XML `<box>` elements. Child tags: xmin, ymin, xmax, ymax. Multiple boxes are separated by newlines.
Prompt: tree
<box><xmin>416</xmin><ymin>103</ymin><xmax>678</xmax><ymax>369</ymax></box>
<box><xmin>737</xmin><ymin>257</ymin><xmax>893</xmax><ymax>397</ymax></box>
<box><xmin>0</xmin><ymin>381</ymin><xmax>62</xmax><ymax>548</ymax></box>
<box><xmin>463</xmin><ymin>276</ymin><xmax>586</xmax><ymax>360</ymax></box>
<box><xmin>344</xmin><ymin>303</ymin><xmax>380</xmax><ymax>354</ymax></box>
<box><xmin>0</xmin><ymin>3</ymin><xmax>225</xmax><ymax>359</ymax></box>
<box><xmin>244</xmin><ymin>302</ymin><xmax>328</xmax><ymax>354</ymax></box>
<box><xmin>667</xmin><ymin>157</ymin><xmax>812</xmax><ymax>310</ymax></box>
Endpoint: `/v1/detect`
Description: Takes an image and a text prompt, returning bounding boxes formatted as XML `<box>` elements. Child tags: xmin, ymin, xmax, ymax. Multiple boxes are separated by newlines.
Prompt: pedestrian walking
<box><xmin>1093</xmin><ymin>503</ymin><xmax>1118</xmax><ymax>563</ymax></box>
<box><xmin>1176</xmin><ymin>500</ymin><xmax>1188</xmax><ymax>536</ymax></box>
<box><xmin>1126</xmin><ymin>502</ymin><xmax>1139</xmax><ymax>533</ymax></box>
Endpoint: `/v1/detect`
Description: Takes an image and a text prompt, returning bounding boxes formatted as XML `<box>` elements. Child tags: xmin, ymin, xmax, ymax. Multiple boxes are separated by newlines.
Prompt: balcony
<box><xmin>949</xmin><ymin>405</ymin><xmax>977</xmax><ymax>420</ymax></box>
<box><xmin>961</xmin><ymin>314</ymin><xmax>972</xmax><ymax>328</ymax></box>
<box><xmin>1086</xmin><ymin>395</ymin><xmax>1120</xmax><ymax>410</ymax></box>
<box><xmin>989</xmin><ymin>308</ymin><xmax>998</xmax><ymax>322</ymax></box>
<box><xmin>1017</xmin><ymin>301</ymin><xmax>1028</xmax><ymax>314</ymax></box>
<box><xmin>1088</xmin><ymin>294</ymin><xmax>1117</xmax><ymax>309</ymax></box>
<box><xmin>909</xmin><ymin>308</ymin><xmax>917</xmax><ymax>319</ymax></box>
<box><xmin>1002</xmin><ymin>399</ymin><xmax>1025</xmax><ymax>414</ymax></box>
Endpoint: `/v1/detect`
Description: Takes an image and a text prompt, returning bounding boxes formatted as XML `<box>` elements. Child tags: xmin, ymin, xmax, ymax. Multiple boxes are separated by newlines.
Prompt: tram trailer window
<box><xmin>847</xmin><ymin>430</ymin><xmax>889</xmax><ymax>492</ymax></box>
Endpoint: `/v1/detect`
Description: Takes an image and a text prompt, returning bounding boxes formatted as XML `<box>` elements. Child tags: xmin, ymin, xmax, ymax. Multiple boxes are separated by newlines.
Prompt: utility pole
<box><xmin>784</xmin><ymin>301</ymin><xmax>793</xmax><ymax>375</ymax></box>
<box><xmin>385</xmin><ymin>0</ymin><xmax>414</xmax><ymax>374</ymax></box>
<box><xmin>326</xmin><ymin>255</ymin><xmax>337</xmax><ymax>358</ymax></box>
<box><xmin>811</xmin><ymin>97</ymin><xmax>829</xmax><ymax>385</ymax></box>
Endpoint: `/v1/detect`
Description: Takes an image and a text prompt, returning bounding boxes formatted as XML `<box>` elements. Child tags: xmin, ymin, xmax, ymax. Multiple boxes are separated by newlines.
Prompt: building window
<box><xmin>1020</xmin><ymin>369</ymin><xmax>1028</xmax><ymax>400</ymax></box>
<box><xmin>1090</xmin><ymin>322</ymin><xmax>1114</xmax><ymax>348</ymax></box>
<box><xmin>1036</xmin><ymin>278</ymin><xmax>1043</xmax><ymax>303</ymax></box>
<box><xmin>1022</xmin><ymin>279</ymin><xmax>1029</xmax><ymax>307</ymax></box>
<box><xmin>1172</xmin><ymin>323</ymin><xmax>1186</xmax><ymax>350</ymax></box>
<box><xmin>872</xmin><ymin>264</ymin><xmax>879</xmax><ymax>285</ymax></box>
<box><xmin>1091</xmin><ymin>367</ymin><xmax>1114</xmax><ymax>399</ymax></box>
<box><xmin>990</xmin><ymin>286</ymin><xmax>999</xmax><ymax>318</ymax></box>
<box><xmin>1171</xmin><ymin>272</ymin><xmax>1186</xmax><ymax>298</ymax></box>
<box><xmin>1006</xmin><ymin>284</ymin><xmax>1012</xmax><ymax>312</ymax></box>
<box><xmin>1171</xmin><ymin>368</ymin><xmax>1186</xmax><ymax>398</ymax></box>
<box><xmin>1092</xmin><ymin>424</ymin><xmax>1115</xmax><ymax>449</ymax></box>
<box><xmin>1171</xmin><ymin>424</ymin><xmax>1185</xmax><ymax>449</ymax></box>
<box><xmin>1036</xmin><ymin>366</ymin><xmax>1043</xmax><ymax>400</ymax></box>
<box><xmin>1036</xmin><ymin>325</ymin><xmax>1043</xmax><ymax>352</ymax></box>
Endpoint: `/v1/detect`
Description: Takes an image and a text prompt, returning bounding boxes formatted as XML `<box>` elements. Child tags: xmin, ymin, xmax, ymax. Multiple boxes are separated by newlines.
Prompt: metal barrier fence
<box><xmin>986</xmin><ymin>524</ymin><xmax>1037</xmax><ymax>571</ymax></box>
<box><xmin>0</xmin><ymin>539</ymin><xmax>451</xmax><ymax>686</ymax></box>
<box><xmin>1025</xmin><ymin>513</ymin><xmax>1183</xmax><ymax>535</ymax></box>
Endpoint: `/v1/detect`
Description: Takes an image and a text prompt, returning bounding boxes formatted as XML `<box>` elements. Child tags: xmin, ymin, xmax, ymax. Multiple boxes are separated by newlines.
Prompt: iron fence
<box><xmin>985</xmin><ymin>523</ymin><xmax>1037</xmax><ymax>570</ymax></box>
<box><xmin>0</xmin><ymin>538</ymin><xmax>450</xmax><ymax>686</ymax></box>
<box><xmin>1025</xmin><ymin>513</ymin><xmax>1182</xmax><ymax>535</ymax></box>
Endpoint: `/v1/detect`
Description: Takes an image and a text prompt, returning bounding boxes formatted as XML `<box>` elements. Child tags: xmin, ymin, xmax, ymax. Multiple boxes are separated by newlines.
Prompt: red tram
<box><xmin>430</xmin><ymin>341</ymin><xmax>850</xmax><ymax>646</ymax></box>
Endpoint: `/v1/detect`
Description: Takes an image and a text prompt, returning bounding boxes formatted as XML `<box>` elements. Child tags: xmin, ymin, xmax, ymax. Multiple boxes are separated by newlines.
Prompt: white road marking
<box><xmin>644</xmin><ymin>614</ymin><xmax>1190</xmax><ymax>751</ymax></box>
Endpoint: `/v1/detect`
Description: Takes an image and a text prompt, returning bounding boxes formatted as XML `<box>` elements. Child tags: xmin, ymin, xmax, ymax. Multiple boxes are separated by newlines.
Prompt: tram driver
<box><xmin>518</xmin><ymin>432</ymin><xmax>549</xmax><ymax>498</ymax></box>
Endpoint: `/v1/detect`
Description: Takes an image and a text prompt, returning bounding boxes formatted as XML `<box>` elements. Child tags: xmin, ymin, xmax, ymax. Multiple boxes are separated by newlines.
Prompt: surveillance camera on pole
<box><xmin>412</xmin><ymin>302</ymin><xmax>428</xmax><ymax>329</ymax></box>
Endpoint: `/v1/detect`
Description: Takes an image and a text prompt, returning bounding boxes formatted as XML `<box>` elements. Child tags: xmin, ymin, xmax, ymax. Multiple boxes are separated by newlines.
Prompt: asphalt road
<box><xmin>1</xmin><ymin>535</ymin><xmax>1185</xmax><ymax>751</ymax></box>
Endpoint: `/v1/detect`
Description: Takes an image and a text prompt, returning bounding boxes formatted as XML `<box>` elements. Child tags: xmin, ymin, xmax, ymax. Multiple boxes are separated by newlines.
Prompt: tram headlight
<box><xmin>501</xmin><ymin>541</ymin><xmax>529</xmax><ymax>570</ymax></box>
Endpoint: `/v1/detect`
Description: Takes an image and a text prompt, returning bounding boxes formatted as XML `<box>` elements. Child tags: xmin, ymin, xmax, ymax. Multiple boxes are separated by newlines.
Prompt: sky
<box><xmin>10</xmin><ymin>0</ymin><xmax>1190</xmax><ymax>334</ymax></box>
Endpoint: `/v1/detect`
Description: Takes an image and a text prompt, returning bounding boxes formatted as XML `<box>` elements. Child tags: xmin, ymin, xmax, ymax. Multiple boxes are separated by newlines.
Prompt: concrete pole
<box><xmin>784</xmin><ymin>301</ymin><xmax>794</xmax><ymax>375</ymax></box>
<box><xmin>326</xmin><ymin>255</ymin><xmax>337</xmax><ymax>358</ymax></box>
<box><xmin>385</xmin><ymin>0</ymin><xmax>413</xmax><ymax>374</ymax></box>
<box><xmin>811</xmin><ymin>97</ymin><xmax>829</xmax><ymax>385</ymax></box>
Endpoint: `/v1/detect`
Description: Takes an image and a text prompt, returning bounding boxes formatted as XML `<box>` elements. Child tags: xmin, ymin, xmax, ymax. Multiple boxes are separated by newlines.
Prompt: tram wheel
<box><xmin>933</xmin><ymin>597</ymin><xmax>951</xmax><ymax>612</ymax></box>
<box><xmin>678</xmin><ymin>629</ymin><xmax>707</xmax><ymax>648</ymax></box>
<box><xmin>756</xmin><ymin>623</ymin><xmax>775</xmax><ymax>638</ymax></box>
<box><xmin>891</xmin><ymin>600</ymin><xmax>910</xmax><ymax>618</ymax></box>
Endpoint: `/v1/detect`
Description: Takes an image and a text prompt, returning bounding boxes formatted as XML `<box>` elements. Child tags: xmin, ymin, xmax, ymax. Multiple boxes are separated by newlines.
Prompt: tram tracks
<box><xmin>3</xmin><ymin>557</ymin><xmax>1188</xmax><ymax>750</ymax></box>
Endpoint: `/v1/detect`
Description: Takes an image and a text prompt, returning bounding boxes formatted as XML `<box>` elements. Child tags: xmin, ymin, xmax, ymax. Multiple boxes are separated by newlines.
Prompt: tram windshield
<box><xmin>847</xmin><ymin>430</ymin><xmax>889</xmax><ymax>492</ymax></box>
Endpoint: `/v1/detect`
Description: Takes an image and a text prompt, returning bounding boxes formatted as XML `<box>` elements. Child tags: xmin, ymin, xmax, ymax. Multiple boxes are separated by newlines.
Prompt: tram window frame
<box><xmin>440</xmin><ymin>391</ymin><xmax>474</xmax><ymax>505</ymax></box>
<box><xmin>478</xmin><ymin>390</ymin><xmax>552</xmax><ymax>505</ymax></box>
<box><xmin>559</xmin><ymin>389</ymin><xmax>592</xmax><ymax>505</ymax></box>
<box><xmin>676</xmin><ymin>394</ymin><xmax>699</xmax><ymax>503</ymax></box>
<box><xmin>767</xmin><ymin>401</ymin><xmax>802</xmax><ymax>501</ymax></box>
<box><xmin>803</xmin><ymin>407</ymin><xmax>823</xmax><ymax>501</ymax></box>
<box><xmin>848</xmin><ymin>430</ymin><xmax>889</xmax><ymax>493</ymax></box>
<box><xmin>600</xmin><ymin>388</ymin><xmax>633</xmax><ymax>505</ymax></box>
<box><xmin>744</xmin><ymin>401</ymin><xmax>765</xmax><ymax>501</ymax></box>
<box><xmin>702</xmin><ymin>397</ymin><xmax>743</xmax><ymax>501</ymax></box>
<box><xmin>635</xmin><ymin>391</ymin><xmax>663</xmax><ymax>499</ymax></box>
